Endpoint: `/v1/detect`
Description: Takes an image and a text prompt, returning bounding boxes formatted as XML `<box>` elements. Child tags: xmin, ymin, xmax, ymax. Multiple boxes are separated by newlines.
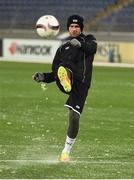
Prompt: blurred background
<box><xmin>0</xmin><ymin>0</ymin><xmax>134</xmax><ymax>64</ymax></box>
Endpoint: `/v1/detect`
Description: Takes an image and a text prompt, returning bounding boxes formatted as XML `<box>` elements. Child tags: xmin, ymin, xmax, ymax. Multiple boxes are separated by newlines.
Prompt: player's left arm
<box><xmin>80</xmin><ymin>35</ymin><xmax>97</xmax><ymax>55</ymax></box>
<box><xmin>70</xmin><ymin>35</ymin><xmax>97</xmax><ymax>55</ymax></box>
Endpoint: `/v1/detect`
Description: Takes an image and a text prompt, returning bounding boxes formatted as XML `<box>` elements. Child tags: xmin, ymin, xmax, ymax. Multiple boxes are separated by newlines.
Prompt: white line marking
<box><xmin>0</xmin><ymin>159</ymin><xmax>59</xmax><ymax>164</ymax></box>
<box><xmin>0</xmin><ymin>159</ymin><xmax>134</xmax><ymax>164</ymax></box>
<box><xmin>93</xmin><ymin>62</ymin><xmax>134</xmax><ymax>68</ymax></box>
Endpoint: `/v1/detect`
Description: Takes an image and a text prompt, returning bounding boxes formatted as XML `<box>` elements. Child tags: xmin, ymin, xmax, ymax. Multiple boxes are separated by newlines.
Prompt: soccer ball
<box><xmin>36</xmin><ymin>15</ymin><xmax>60</xmax><ymax>38</ymax></box>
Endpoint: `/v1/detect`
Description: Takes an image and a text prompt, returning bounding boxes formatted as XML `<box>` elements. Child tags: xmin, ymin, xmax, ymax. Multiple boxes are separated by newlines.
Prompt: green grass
<box><xmin>0</xmin><ymin>61</ymin><xmax>134</xmax><ymax>179</ymax></box>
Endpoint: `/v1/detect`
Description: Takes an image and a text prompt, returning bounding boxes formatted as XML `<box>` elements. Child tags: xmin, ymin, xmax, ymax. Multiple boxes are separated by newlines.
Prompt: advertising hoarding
<box><xmin>3</xmin><ymin>38</ymin><xmax>61</xmax><ymax>63</ymax></box>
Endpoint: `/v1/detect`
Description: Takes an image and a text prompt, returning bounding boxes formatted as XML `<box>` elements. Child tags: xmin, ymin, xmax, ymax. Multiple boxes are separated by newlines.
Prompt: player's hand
<box><xmin>32</xmin><ymin>72</ymin><xmax>45</xmax><ymax>83</ymax></box>
<box><xmin>70</xmin><ymin>38</ymin><xmax>81</xmax><ymax>47</ymax></box>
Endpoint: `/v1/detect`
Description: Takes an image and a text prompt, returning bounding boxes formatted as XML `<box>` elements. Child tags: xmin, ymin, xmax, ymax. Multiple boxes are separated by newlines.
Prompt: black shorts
<box><xmin>56</xmin><ymin>77</ymin><xmax>89</xmax><ymax>114</ymax></box>
<box><xmin>55</xmin><ymin>66</ymin><xmax>90</xmax><ymax>114</ymax></box>
<box><xmin>65</xmin><ymin>79</ymin><xmax>89</xmax><ymax>114</ymax></box>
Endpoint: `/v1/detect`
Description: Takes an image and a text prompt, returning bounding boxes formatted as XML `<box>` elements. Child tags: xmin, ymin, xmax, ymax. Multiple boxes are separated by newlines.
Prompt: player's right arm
<box><xmin>33</xmin><ymin>72</ymin><xmax>55</xmax><ymax>83</ymax></box>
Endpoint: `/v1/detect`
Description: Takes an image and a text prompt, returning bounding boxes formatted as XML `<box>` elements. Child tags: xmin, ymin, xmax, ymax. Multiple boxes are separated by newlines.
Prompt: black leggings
<box><xmin>67</xmin><ymin>109</ymin><xmax>80</xmax><ymax>139</ymax></box>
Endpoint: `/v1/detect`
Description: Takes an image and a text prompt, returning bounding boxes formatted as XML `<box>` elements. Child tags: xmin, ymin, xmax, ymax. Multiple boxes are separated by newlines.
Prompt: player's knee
<box><xmin>69</xmin><ymin>110</ymin><xmax>80</xmax><ymax>126</ymax></box>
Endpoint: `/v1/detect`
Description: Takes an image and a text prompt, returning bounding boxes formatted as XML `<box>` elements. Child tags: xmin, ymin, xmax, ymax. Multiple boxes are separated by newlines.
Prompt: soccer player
<box><xmin>33</xmin><ymin>15</ymin><xmax>97</xmax><ymax>162</ymax></box>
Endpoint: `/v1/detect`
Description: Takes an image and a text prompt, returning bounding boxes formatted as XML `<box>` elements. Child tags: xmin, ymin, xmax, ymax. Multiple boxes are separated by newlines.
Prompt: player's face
<box><xmin>69</xmin><ymin>23</ymin><xmax>81</xmax><ymax>37</ymax></box>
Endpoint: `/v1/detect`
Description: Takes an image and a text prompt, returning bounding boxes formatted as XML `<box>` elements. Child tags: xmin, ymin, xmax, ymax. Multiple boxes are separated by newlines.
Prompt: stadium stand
<box><xmin>86</xmin><ymin>0</ymin><xmax>134</xmax><ymax>32</ymax></box>
<box><xmin>0</xmin><ymin>0</ymin><xmax>133</xmax><ymax>32</ymax></box>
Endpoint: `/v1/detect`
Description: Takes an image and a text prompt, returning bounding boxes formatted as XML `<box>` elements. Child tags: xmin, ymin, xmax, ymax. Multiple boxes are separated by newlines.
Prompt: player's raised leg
<box><xmin>57</xmin><ymin>66</ymin><xmax>72</xmax><ymax>93</ymax></box>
